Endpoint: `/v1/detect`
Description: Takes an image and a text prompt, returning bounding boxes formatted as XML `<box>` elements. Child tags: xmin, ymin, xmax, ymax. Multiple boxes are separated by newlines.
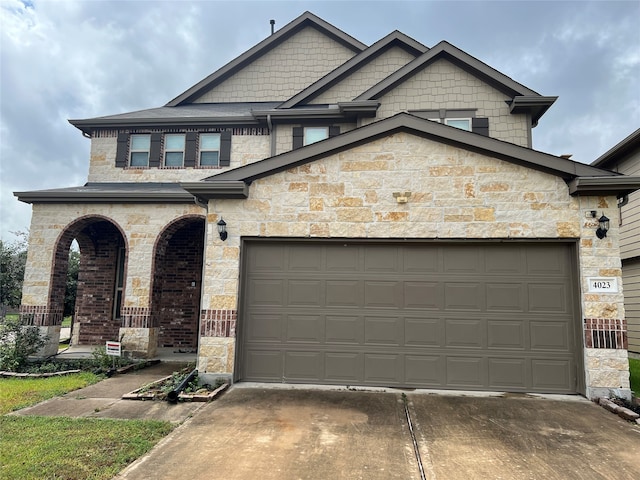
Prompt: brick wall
<box><xmin>153</xmin><ymin>219</ymin><xmax>204</xmax><ymax>348</ymax></box>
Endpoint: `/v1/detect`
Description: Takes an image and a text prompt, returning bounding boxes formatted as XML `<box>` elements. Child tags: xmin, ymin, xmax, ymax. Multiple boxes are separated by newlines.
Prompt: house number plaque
<box><xmin>587</xmin><ymin>278</ymin><xmax>618</xmax><ymax>293</ymax></box>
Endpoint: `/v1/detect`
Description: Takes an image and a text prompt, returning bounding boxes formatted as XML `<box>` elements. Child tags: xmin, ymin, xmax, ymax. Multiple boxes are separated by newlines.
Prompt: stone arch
<box><xmin>51</xmin><ymin>215</ymin><xmax>128</xmax><ymax>345</ymax></box>
<box><xmin>150</xmin><ymin>215</ymin><xmax>205</xmax><ymax>350</ymax></box>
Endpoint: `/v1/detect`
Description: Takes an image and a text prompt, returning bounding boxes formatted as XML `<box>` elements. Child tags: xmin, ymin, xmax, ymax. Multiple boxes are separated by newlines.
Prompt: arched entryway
<box><xmin>52</xmin><ymin>216</ymin><xmax>127</xmax><ymax>345</ymax></box>
<box><xmin>150</xmin><ymin>216</ymin><xmax>205</xmax><ymax>351</ymax></box>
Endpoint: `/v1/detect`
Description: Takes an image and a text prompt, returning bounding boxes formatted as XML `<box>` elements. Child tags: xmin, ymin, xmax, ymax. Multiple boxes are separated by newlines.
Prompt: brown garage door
<box><xmin>238</xmin><ymin>241</ymin><xmax>579</xmax><ymax>393</ymax></box>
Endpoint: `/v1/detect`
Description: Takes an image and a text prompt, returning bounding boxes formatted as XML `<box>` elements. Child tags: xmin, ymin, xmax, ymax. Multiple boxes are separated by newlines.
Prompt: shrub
<box><xmin>0</xmin><ymin>316</ymin><xmax>48</xmax><ymax>372</ymax></box>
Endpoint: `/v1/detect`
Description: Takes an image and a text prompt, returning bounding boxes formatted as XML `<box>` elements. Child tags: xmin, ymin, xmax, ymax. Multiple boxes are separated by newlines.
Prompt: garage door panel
<box><xmin>284</xmin><ymin>351</ymin><xmax>322</xmax><ymax>381</ymax></box>
<box><xmin>244</xmin><ymin>350</ymin><xmax>282</xmax><ymax>380</ymax></box>
<box><xmin>447</xmin><ymin>356</ymin><xmax>485</xmax><ymax>387</ymax></box>
<box><xmin>405</xmin><ymin>317</ymin><xmax>443</xmax><ymax>346</ymax></box>
<box><xmin>248</xmin><ymin>279</ymin><xmax>285</xmax><ymax>306</ymax></box>
<box><xmin>364</xmin><ymin>281</ymin><xmax>401</xmax><ymax>308</ymax></box>
<box><xmin>286</xmin><ymin>315</ymin><xmax>324</xmax><ymax>343</ymax></box>
<box><xmin>288</xmin><ymin>280</ymin><xmax>322</xmax><ymax>306</ymax></box>
<box><xmin>528</xmin><ymin>284</ymin><xmax>568</xmax><ymax>312</ymax></box>
<box><xmin>325</xmin><ymin>245</ymin><xmax>360</xmax><ymax>271</ymax></box>
<box><xmin>530</xmin><ymin>321</ymin><xmax>569</xmax><ymax>350</ymax></box>
<box><xmin>487</xmin><ymin>320</ymin><xmax>525</xmax><ymax>349</ymax></box>
<box><xmin>405</xmin><ymin>355</ymin><xmax>444</xmax><ymax>385</ymax></box>
<box><xmin>288</xmin><ymin>245</ymin><xmax>322</xmax><ymax>271</ymax></box>
<box><xmin>445</xmin><ymin>318</ymin><xmax>485</xmax><ymax>348</ymax></box>
<box><xmin>488</xmin><ymin>358</ymin><xmax>526</xmax><ymax>388</ymax></box>
<box><xmin>404</xmin><ymin>282</ymin><xmax>443</xmax><ymax>309</ymax></box>
<box><xmin>364</xmin><ymin>353</ymin><xmax>402</xmax><ymax>384</ymax></box>
<box><xmin>445</xmin><ymin>283</ymin><xmax>483</xmax><ymax>310</ymax></box>
<box><xmin>245</xmin><ymin>314</ymin><xmax>283</xmax><ymax>343</ymax></box>
<box><xmin>531</xmin><ymin>359</ymin><xmax>572</xmax><ymax>390</ymax></box>
<box><xmin>325</xmin><ymin>352</ymin><xmax>363</xmax><ymax>382</ymax></box>
<box><xmin>326</xmin><ymin>315</ymin><xmax>363</xmax><ymax>344</ymax></box>
<box><xmin>326</xmin><ymin>280</ymin><xmax>360</xmax><ymax>307</ymax></box>
<box><xmin>486</xmin><ymin>283</ymin><xmax>524</xmax><ymax>311</ymax></box>
<box><xmin>241</xmin><ymin>242</ymin><xmax>578</xmax><ymax>393</ymax></box>
<box><xmin>365</xmin><ymin>316</ymin><xmax>403</xmax><ymax>345</ymax></box>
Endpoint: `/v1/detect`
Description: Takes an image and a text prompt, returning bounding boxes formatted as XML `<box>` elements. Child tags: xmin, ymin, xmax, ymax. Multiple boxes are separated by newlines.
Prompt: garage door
<box><xmin>239</xmin><ymin>241</ymin><xmax>579</xmax><ymax>393</ymax></box>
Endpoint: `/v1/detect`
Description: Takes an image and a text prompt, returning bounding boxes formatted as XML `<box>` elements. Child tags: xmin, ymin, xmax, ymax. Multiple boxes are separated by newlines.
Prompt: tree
<box><xmin>64</xmin><ymin>249</ymin><xmax>80</xmax><ymax>317</ymax></box>
<box><xmin>0</xmin><ymin>232</ymin><xmax>28</xmax><ymax>309</ymax></box>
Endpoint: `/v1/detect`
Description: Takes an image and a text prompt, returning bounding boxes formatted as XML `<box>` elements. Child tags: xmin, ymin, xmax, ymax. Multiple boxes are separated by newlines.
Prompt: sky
<box><xmin>1</xmin><ymin>0</ymin><xmax>639</xmax><ymax>243</ymax></box>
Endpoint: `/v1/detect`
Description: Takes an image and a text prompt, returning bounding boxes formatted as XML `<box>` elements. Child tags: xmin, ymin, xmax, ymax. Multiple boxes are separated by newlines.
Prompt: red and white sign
<box><xmin>106</xmin><ymin>341</ymin><xmax>122</xmax><ymax>357</ymax></box>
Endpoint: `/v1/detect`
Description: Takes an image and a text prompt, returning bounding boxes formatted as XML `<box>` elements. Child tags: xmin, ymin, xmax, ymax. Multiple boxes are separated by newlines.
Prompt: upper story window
<box><xmin>304</xmin><ymin>127</ymin><xmax>329</xmax><ymax>145</ymax></box>
<box><xmin>443</xmin><ymin>118</ymin><xmax>471</xmax><ymax>131</ymax></box>
<box><xmin>199</xmin><ymin>133</ymin><xmax>221</xmax><ymax>166</ymax></box>
<box><xmin>409</xmin><ymin>109</ymin><xmax>488</xmax><ymax>137</ymax></box>
<box><xmin>129</xmin><ymin>134</ymin><xmax>151</xmax><ymax>167</ymax></box>
<box><xmin>164</xmin><ymin>134</ymin><xmax>185</xmax><ymax>167</ymax></box>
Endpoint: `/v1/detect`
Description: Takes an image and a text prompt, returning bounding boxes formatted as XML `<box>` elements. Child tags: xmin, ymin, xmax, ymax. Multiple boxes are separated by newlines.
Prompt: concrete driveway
<box><xmin>115</xmin><ymin>386</ymin><xmax>640</xmax><ymax>480</ymax></box>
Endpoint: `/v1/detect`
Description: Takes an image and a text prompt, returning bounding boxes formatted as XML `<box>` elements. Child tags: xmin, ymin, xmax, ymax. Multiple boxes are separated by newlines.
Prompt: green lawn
<box><xmin>0</xmin><ymin>416</ymin><xmax>173</xmax><ymax>480</ymax></box>
<box><xmin>630</xmin><ymin>357</ymin><xmax>640</xmax><ymax>397</ymax></box>
<box><xmin>0</xmin><ymin>373</ymin><xmax>102</xmax><ymax>415</ymax></box>
<box><xmin>0</xmin><ymin>373</ymin><xmax>175</xmax><ymax>479</ymax></box>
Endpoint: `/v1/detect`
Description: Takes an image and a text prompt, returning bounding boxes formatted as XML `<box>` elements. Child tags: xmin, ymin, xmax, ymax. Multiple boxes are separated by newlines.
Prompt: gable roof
<box><xmin>591</xmin><ymin>128</ymin><xmax>640</xmax><ymax>168</ymax></box>
<box><xmin>278</xmin><ymin>30</ymin><xmax>428</xmax><ymax>109</ymax></box>
<box><xmin>354</xmin><ymin>41</ymin><xmax>556</xmax><ymax>125</ymax></box>
<box><xmin>166</xmin><ymin>12</ymin><xmax>366</xmax><ymax>107</ymax></box>
<box><xmin>181</xmin><ymin>113</ymin><xmax>639</xmax><ymax>200</ymax></box>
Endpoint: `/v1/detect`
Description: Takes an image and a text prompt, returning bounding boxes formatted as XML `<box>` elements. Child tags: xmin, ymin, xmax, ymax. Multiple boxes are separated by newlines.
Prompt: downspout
<box><xmin>267</xmin><ymin>114</ymin><xmax>276</xmax><ymax>157</ymax></box>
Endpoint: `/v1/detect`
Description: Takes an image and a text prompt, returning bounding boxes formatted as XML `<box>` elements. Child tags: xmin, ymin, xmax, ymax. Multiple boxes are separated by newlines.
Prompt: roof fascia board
<box><xmin>278</xmin><ymin>31</ymin><xmax>428</xmax><ymax>108</ymax></box>
<box><xmin>355</xmin><ymin>41</ymin><xmax>540</xmax><ymax>102</ymax></box>
<box><xmin>180</xmin><ymin>181</ymin><xmax>249</xmax><ymax>199</ymax></box>
<box><xmin>69</xmin><ymin>116</ymin><xmax>261</xmax><ymax>134</ymax></box>
<box><xmin>568</xmin><ymin>176</ymin><xmax>640</xmax><ymax>196</ymax></box>
<box><xmin>509</xmin><ymin>95</ymin><xmax>558</xmax><ymax>126</ymax></box>
<box><xmin>166</xmin><ymin>12</ymin><xmax>366</xmax><ymax>107</ymax></box>
<box><xmin>591</xmin><ymin>128</ymin><xmax>640</xmax><ymax>168</ymax></box>
<box><xmin>252</xmin><ymin>101</ymin><xmax>380</xmax><ymax>121</ymax></box>
<box><xmin>205</xmin><ymin>113</ymin><xmax>614</xmax><ymax>185</ymax></box>
<box><xmin>14</xmin><ymin>189</ymin><xmax>195</xmax><ymax>204</ymax></box>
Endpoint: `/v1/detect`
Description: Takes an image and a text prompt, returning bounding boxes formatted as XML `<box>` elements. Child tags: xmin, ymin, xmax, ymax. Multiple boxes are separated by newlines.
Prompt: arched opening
<box><xmin>51</xmin><ymin>217</ymin><xmax>126</xmax><ymax>345</ymax></box>
<box><xmin>150</xmin><ymin>216</ymin><xmax>205</xmax><ymax>351</ymax></box>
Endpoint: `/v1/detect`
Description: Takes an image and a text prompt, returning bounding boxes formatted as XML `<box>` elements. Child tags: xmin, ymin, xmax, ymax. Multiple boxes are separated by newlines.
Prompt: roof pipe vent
<box><xmin>270</xmin><ymin>19</ymin><xmax>275</xmax><ymax>35</ymax></box>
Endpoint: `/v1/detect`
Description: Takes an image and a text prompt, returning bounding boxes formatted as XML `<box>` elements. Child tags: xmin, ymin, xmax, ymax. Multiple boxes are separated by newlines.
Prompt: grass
<box><xmin>0</xmin><ymin>416</ymin><xmax>174</xmax><ymax>480</ymax></box>
<box><xmin>0</xmin><ymin>373</ymin><xmax>102</xmax><ymax>415</ymax></box>
<box><xmin>630</xmin><ymin>357</ymin><xmax>640</xmax><ymax>397</ymax></box>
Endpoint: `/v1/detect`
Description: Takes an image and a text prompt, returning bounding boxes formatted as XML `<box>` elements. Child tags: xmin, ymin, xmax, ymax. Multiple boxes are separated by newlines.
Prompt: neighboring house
<box><xmin>15</xmin><ymin>12</ymin><xmax>640</xmax><ymax>399</ymax></box>
<box><xmin>591</xmin><ymin>129</ymin><xmax>640</xmax><ymax>354</ymax></box>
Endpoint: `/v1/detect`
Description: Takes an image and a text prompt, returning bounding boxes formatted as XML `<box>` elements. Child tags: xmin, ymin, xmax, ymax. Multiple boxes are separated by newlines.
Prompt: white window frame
<box><xmin>199</xmin><ymin>133</ymin><xmax>221</xmax><ymax>167</ymax></box>
<box><xmin>129</xmin><ymin>134</ymin><xmax>150</xmax><ymax>167</ymax></box>
<box><xmin>164</xmin><ymin>134</ymin><xmax>185</xmax><ymax>167</ymax></box>
<box><xmin>304</xmin><ymin>126</ymin><xmax>329</xmax><ymax>146</ymax></box>
<box><xmin>444</xmin><ymin>118</ymin><xmax>472</xmax><ymax>131</ymax></box>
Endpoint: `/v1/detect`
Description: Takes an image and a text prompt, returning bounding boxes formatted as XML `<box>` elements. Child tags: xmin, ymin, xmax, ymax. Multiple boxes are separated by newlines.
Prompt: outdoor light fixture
<box><xmin>591</xmin><ymin>211</ymin><xmax>610</xmax><ymax>239</ymax></box>
<box><xmin>596</xmin><ymin>215</ymin><xmax>610</xmax><ymax>239</ymax></box>
<box><xmin>217</xmin><ymin>218</ymin><xmax>228</xmax><ymax>241</ymax></box>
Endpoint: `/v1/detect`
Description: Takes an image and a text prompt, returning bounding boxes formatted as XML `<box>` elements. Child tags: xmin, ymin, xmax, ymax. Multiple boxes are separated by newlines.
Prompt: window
<box><xmin>164</xmin><ymin>134</ymin><xmax>185</xmax><ymax>167</ymax></box>
<box><xmin>129</xmin><ymin>134</ymin><xmax>150</xmax><ymax>167</ymax></box>
<box><xmin>199</xmin><ymin>133</ymin><xmax>220</xmax><ymax>166</ymax></box>
<box><xmin>304</xmin><ymin>127</ymin><xmax>329</xmax><ymax>145</ymax></box>
<box><xmin>444</xmin><ymin>118</ymin><xmax>471</xmax><ymax>131</ymax></box>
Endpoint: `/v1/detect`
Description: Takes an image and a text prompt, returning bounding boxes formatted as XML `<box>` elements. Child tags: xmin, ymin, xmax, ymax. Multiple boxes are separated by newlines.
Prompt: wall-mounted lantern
<box><xmin>591</xmin><ymin>211</ymin><xmax>610</xmax><ymax>239</ymax></box>
<box><xmin>217</xmin><ymin>218</ymin><xmax>228</xmax><ymax>241</ymax></box>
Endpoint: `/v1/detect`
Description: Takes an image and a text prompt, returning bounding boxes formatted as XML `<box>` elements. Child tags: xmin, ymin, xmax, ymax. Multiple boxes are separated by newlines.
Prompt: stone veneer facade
<box><xmin>197</xmin><ymin>132</ymin><xmax>630</xmax><ymax>399</ymax></box>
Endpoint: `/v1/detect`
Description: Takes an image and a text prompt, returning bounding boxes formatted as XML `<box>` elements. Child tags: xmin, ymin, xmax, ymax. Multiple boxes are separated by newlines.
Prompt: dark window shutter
<box><xmin>219</xmin><ymin>131</ymin><xmax>232</xmax><ymax>167</ymax></box>
<box><xmin>184</xmin><ymin>132</ymin><xmax>197</xmax><ymax>167</ymax></box>
<box><xmin>293</xmin><ymin>127</ymin><xmax>304</xmax><ymax>150</ymax></box>
<box><xmin>472</xmin><ymin>118</ymin><xmax>489</xmax><ymax>137</ymax></box>
<box><xmin>329</xmin><ymin>126</ymin><xmax>340</xmax><ymax>138</ymax></box>
<box><xmin>149</xmin><ymin>133</ymin><xmax>162</xmax><ymax>167</ymax></box>
<box><xmin>115</xmin><ymin>133</ymin><xmax>129</xmax><ymax>168</ymax></box>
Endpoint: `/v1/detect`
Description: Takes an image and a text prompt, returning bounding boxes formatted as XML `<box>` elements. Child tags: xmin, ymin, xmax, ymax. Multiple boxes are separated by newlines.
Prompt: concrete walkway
<box><xmin>113</xmin><ymin>386</ymin><xmax>640</xmax><ymax>480</ymax></box>
<box><xmin>10</xmin><ymin>362</ymin><xmax>203</xmax><ymax>423</ymax></box>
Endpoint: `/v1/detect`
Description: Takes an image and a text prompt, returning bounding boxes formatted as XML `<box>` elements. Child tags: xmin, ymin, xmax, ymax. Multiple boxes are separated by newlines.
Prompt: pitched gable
<box><xmin>167</xmin><ymin>12</ymin><xmax>365</xmax><ymax>106</ymax></box>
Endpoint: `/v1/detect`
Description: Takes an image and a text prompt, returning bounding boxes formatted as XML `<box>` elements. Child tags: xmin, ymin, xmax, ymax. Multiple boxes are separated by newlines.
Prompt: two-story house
<box><xmin>591</xmin><ymin>129</ymin><xmax>640</xmax><ymax>355</ymax></box>
<box><xmin>15</xmin><ymin>12</ymin><xmax>640</xmax><ymax>399</ymax></box>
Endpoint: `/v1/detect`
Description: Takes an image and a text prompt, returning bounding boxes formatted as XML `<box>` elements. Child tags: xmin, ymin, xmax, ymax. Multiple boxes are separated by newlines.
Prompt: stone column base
<box><xmin>36</xmin><ymin>325</ymin><xmax>61</xmax><ymax>358</ymax></box>
<box><xmin>197</xmin><ymin>337</ymin><xmax>235</xmax><ymax>375</ymax></box>
<box><xmin>119</xmin><ymin>327</ymin><xmax>158</xmax><ymax>358</ymax></box>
